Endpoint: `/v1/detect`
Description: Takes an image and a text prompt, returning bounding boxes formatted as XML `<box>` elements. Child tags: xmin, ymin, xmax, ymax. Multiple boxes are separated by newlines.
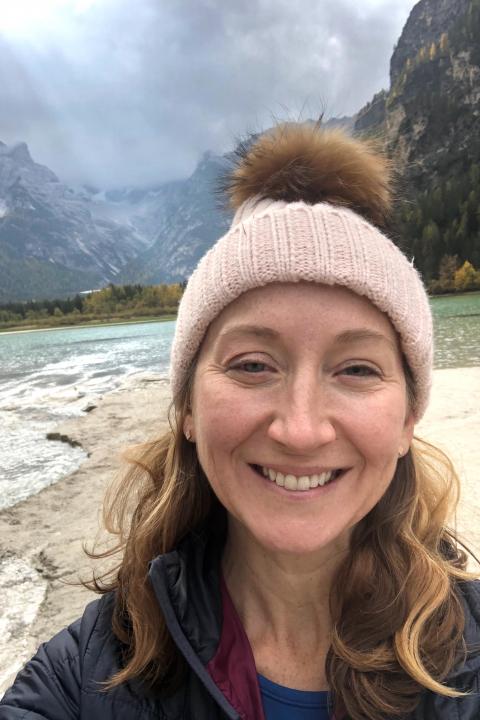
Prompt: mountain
<box><xmin>0</xmin><ymin>142</ymin><xmax>149</xmax><ymax>301</ymax></box>
<box><xmin>2</xmin><ymin>1</ymin><xmax>478</xmax><ymax>301</ymax></box>
<box><xmin>389</xmin><ymin>0</ymin><xmax>471</xmax><ymax>85</ymax></box>
<box><xmin>0</xmin><ymin>111</ymin><xmax>356</xmax><ymax>302</ymax></box>
<box><xmin>116</xmin><ymin>117</ymin><xmax>355</xmax><ymax>286</ymax></box>
<box><xmin>355</xmin><ymin>0</ymin><xmax>480</xmax><ymax>283</ymax></box>
<box><xmin>116</xmin><ymin>152</ymin><xmax>231</xmax><ymax>285</ymax></box>
<box><xmin>0</xmin><ymin>116</ymin><xmax>355</xmax><ymax>301</ymax></box>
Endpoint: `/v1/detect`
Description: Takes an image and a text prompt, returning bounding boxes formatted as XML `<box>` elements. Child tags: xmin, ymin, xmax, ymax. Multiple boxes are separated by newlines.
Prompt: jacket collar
<box><xmin>148</xmin><ymin>516</ymin><xmax>265</xmax><ymax>719</ymax></box>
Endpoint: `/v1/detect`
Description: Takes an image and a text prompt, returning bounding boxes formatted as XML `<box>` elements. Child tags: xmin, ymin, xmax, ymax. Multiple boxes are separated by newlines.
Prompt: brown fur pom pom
<box><xmin>226</xmin><ymin>123</ymin><xmax>392</xmax><ymax>227</ymax></box>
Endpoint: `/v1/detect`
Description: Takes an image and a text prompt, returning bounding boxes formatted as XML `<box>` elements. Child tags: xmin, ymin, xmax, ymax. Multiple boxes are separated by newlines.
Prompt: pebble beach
<box><xmin>0</xmin><ymin>367</ymin><xmax>479</xmax><ymax>695</ymax></box>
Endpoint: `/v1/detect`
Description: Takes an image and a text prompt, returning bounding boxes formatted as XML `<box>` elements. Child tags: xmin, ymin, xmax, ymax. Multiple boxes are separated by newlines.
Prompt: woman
<box><xmin>1</xmin><ymin>123</ymin><xmax>479</xmax><ymax>720</ymax></box>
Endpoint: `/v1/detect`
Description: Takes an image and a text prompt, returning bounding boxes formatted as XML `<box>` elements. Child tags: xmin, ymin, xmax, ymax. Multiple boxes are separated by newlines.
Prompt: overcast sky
<box><xmin>0</xmin><ymin>0</ymin><xmax>416</xmax><ymax>189</ymax></box>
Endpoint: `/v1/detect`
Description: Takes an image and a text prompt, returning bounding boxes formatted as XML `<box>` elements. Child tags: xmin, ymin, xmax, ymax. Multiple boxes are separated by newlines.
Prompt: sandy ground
<box><xmin>0</xmin><ymin>367</ymin><xmax>479</xmax><ymax>695</ymax></box>
<box><xmin>0</xmin><ymin>373</ymin><xmax>172</xmax><ymax>694</ymax></box>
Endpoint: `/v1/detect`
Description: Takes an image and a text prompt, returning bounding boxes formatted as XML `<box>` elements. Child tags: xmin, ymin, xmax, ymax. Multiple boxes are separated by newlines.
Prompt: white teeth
<box><xmin>284</xmin><ymin>474</ymin><xmax>297</xmax><ymax>490</ymax></box>
<box><xmin>297</xmin><ymin>476</ymin><xmax>310</xmax><ymax>491</ymax></box>
<box><xmin>260</xmin><ymin>467</ymin><xmax>336</xmax><ymax>491</ymax></box>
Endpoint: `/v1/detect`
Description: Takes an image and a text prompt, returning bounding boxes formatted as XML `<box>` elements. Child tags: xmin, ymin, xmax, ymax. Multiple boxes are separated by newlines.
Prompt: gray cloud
<box><xmin>0</xmin><ymin>0</ymin><xmax>415</xmax><ymax>188</ymax></box>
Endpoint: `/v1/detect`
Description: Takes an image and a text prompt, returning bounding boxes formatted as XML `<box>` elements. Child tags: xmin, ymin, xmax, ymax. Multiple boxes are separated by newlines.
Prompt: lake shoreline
<box><xmin>0</xmin><ymin>372</ymin><xmax>172</xmax><ymax>694</ymax></box>
<box><xmin>0</xmin><ymin>314</ymin><xmax>177</xmax><ymax>335</ymax></box>
<box><xmin>1</xmin><ymin>289</ymin><xmax>479</xmax><ymax>335</ymax></box>
<box><xmin>1</xmin><ymin>366</ymin><xmax>480</xmax><ymax>696</ymax></box>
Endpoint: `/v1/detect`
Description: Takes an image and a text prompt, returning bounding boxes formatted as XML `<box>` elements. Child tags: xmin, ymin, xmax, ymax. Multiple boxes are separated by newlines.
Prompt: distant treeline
<box><xmin>2</xmin><ymin>262</ymin><xmax>479</xmax><ymax>332</ymax></box>
<box><xmin>0</xmin><ymin>283</ymin><xmax>184</xmax><ymax>329</ymax></box>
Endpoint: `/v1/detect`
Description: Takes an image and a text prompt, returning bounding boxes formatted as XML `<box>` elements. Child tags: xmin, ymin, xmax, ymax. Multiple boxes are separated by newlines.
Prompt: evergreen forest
<box><xmin>390</xmin><ymin>0</ymin><xmax>480</xmax><ymax>292</ymax></box>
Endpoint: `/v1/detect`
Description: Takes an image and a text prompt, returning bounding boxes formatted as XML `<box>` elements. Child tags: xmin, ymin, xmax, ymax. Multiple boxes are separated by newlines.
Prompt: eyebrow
<box><xmin>334</xmin><ymin>328</ymin><xmax>397</xmax><ymax>350</ymax></box>
<box><xmin>217</xmin><ymin>324</ymin><xmax>281</xmax><ymax>342</ymax></box>
<box><xmin>217</xmin><ymin>324</ymin><xmax>396</xmax><ymax>349</ymax></box>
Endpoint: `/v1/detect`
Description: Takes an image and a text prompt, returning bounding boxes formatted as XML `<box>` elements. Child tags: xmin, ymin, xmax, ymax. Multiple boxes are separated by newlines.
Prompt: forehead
<box><xmin>203</xmin><ymin>282</ymin><xmax>399</xmax><ymax>349</ymax></box>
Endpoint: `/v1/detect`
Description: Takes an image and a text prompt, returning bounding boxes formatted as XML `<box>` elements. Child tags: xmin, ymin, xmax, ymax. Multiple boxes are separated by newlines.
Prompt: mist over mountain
<box><xmin>1</xmin><ymin>0</ymin><xmax>478</xmax><ymax>300</ymax></box>
<box><xmin>0</xmin><ymin>141</ymin><xmax>148</xmax><ymax>301</ymax></box>
<box><xmin>0</xmin><ymin>117</ymin><xmax>353</xmax><ymax>300</ymax></box>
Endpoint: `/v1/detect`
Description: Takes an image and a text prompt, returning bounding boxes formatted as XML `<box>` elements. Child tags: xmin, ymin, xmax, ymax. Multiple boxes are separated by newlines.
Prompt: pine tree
<box><xmin>421</xmin><ymin>221</ymin><xmax>441</xmax><ymax>279</ymax></box>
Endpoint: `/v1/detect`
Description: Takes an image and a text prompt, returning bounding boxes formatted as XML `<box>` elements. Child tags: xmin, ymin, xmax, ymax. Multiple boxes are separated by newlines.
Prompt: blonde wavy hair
<box><xmin>86</xmin><ymin>365</ymin><xmax>477</xmax><ymax>720</ymax></box>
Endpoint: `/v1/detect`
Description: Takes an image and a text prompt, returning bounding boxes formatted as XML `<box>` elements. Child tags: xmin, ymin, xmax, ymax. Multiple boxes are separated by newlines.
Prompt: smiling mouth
<box><xmin>250</xmin><ymin>464</ymin><xmax>345</xmax><ymax>491</ymax></box>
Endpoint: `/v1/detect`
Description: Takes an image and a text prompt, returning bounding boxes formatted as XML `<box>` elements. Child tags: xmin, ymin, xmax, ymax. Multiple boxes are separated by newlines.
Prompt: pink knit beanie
<box><xmin>170</xmin><ymin>124</ymin><xmax>433</xmax><ymax>420</ymax></box>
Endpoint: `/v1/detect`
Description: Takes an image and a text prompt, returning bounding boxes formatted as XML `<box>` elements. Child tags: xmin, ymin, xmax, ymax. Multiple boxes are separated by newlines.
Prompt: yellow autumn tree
<box><xmin>454</xmin><ymin>261</ymin><xmax>480</xmax><ymax>291</ymax></box>
<box><xmin>440</xmin><ymin>32</ymin><xmax>449</xmax><ymax>53</ymax></box>
<box><xmin>429</xmin><ymin>42</ymin><xmax>437</xmax><ymax>60</ymax></box>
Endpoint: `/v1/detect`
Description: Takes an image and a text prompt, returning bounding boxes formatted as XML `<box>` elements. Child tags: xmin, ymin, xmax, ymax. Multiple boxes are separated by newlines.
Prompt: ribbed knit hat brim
<box><xmin>170</xmin><ymin>198</ymin><xmax>432</xmax><ymax>419</ymax></box>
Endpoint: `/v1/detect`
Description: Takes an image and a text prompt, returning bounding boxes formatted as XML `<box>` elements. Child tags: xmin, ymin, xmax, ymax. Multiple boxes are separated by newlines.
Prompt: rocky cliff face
<box><xmin>117</xmin><ymin>152</ymin><xmax>232</xmax><ymax>285</ymax></box>
<box><xmin>0</xmin><ymin>115</ymin><xmax>355</xmax><ymax>301</ymax></box>
<box><xmin>0</xmin><ymin>143</ymin><xmax>148</xmax><ymax>301</ymax></box>
<box><xmin>117</xmin><ymin>117</ymin><xmax>354</xmax><ymax>286</ymax></box>
<box><xmin>0</xmin><ymin>139</ymin><xmax>235</xmax><ymax>299</ymax></box>
<box><xmin>389</xmin><ymin>0</ymin><xmax>470</xmax><ymax>84</ymax></box>
<box><xmin>357</xmin><ymin>0</ymin><xmax>480</xmax><ymax>178</ymax></box>
<box><xmin>355</xmin><ymin>0</ymin><xmax>480</xmax><ymax>279</ymax></box>
<box><xmin>354</xmin><ymin>90</ymin><xmax>387</xmax><ymax>135</ymax></box>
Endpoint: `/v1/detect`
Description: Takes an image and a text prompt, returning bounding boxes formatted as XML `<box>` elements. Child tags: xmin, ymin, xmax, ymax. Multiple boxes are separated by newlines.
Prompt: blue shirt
<box><xmin>258</xmin><ymin>674</ymin><xmax>331</xmax><ymax>719</ymax></box>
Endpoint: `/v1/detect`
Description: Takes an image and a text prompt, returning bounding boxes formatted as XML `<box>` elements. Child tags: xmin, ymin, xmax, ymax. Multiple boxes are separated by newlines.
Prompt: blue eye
<box><xmin>236</xmin><ymin>361</ymin><xmax>268</xmax><ymax>373</ymax></box>
<box><xmin>342</xmin><ymin>364</ymin><xmax>379</xmax><ymax>377</ymax></box>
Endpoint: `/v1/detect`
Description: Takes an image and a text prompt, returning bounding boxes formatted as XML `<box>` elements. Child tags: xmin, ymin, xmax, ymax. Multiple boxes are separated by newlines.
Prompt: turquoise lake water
<box><xmin>0</xmin><ymin>292</ymin><xmax>479</xmax><ymax>508</ymax></box>
<box><xmin>430</xmin><ymin>292</ymin><xmax>480</xmax><ymax>368</ymax></box>
<box><xmin>0</xmin><ymin>321</ymin><xmax>175</xmax><ymax>508</ymax></box>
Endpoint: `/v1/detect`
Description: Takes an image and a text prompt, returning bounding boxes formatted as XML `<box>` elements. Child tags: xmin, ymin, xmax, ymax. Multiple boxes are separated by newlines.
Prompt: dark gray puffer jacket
<box><xmin>1</xmin><ymin>529</ymin><xmax>480</xmax><ymax>719</ymax></box>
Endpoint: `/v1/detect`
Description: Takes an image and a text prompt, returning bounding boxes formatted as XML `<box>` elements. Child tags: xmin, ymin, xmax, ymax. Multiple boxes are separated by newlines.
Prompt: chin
<box><xmin>247</xmin><ymin>523</ymin><xmax>350</xmax><ymax>558</ymax></box>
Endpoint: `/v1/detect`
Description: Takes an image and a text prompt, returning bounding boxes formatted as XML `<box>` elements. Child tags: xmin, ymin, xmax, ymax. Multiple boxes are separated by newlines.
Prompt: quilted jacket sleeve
<box><xmin>0</xmin><ymin>620</ymin><xmax>81</xmax><ymax>719</ymax></box>
<box><xmin>0</xmin><ymin>598</ymin><xmax>105</xmax><ymax>720</ymax></box>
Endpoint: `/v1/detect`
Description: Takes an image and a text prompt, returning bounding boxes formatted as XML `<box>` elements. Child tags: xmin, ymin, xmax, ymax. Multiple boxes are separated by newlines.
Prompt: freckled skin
<box><xmin>186</xmin><ymin>282</ymin><xmax>414</xmax><ymax>558</ymax></box>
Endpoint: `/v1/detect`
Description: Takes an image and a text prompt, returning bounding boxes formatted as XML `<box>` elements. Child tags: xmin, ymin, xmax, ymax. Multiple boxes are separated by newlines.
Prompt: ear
<box><xmin>400</xmin><ymin>411</ymin><xmax>415</xmax><ymax>454</ymax></box>
<box><xmin>183</xmin><ymin>413</ymin><xmax>195</xmax><ymax>442</ymax></box>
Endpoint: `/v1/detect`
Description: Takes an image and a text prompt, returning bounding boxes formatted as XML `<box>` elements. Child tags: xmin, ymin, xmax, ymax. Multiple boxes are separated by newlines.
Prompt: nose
<box><xmin>267</xmin><ymin>377</ymin><xmax>337</xmax><ymax>453</ymax></box>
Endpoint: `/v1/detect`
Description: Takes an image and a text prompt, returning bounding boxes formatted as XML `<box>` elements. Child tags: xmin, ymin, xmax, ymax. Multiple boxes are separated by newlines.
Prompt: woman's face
<box><xmin>186</xmin><ymin>282</ymin><xmax>414</xmax><ymax>556</ymax></box>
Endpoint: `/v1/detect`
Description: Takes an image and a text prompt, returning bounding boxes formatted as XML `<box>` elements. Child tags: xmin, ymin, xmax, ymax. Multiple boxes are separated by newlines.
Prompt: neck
<box><xmin>222</xmin><ymin>517</ymin><xmax>349</xmax><ymax>690</ymax></box>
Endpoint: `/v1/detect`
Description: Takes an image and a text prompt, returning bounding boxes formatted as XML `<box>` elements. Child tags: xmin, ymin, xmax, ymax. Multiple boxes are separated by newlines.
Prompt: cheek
<box><xmin>192</xmin><ymin>381</ymin><xmax>263</xmax><ymax>454</ymax></box>
<box><xmin>349</xmin><ymin>398</ymin><xmax>408</xmax><ymax>465</ymax></box>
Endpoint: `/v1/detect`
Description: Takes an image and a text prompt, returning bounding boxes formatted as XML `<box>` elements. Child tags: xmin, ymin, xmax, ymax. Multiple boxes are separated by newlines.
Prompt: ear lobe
<box><xmin>402</xmin><ymin>411</ymin><xmax>415</xmax><ymax>448</ymax></box>
<box><xmin>183</xmin><ymin>415</ymin><xmax>195</xmax><ymax>442</ymax></box>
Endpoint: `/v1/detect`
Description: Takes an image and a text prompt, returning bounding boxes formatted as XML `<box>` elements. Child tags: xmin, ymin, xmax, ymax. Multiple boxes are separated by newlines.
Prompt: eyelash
<box><xmin>230</xmin><ymin>360</ymin><xmax>270</xmax><ymax>374</ymax></box>
<box><xmin>341</xmin><ymin>364</ymin><xmax>381</xmax><ymax>378</ymax></box>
